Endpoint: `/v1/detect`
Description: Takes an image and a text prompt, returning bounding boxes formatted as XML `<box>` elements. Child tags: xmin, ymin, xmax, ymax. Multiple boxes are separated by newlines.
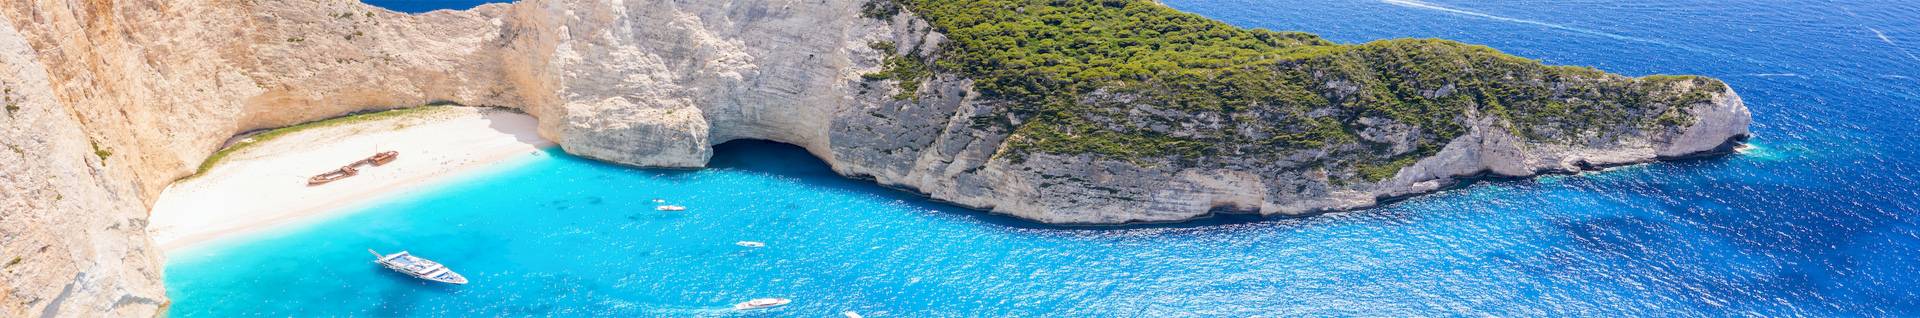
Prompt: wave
<box><xmin>1378</xmin><ymin>0</ymin><xmax>1716</xmax><ymax>55</ymax></box>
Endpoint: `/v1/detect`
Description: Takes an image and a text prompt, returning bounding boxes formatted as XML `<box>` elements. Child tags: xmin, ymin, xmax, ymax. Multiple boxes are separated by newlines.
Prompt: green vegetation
<box><xmin>1356</xmin><ymin>155</ymin><xmax>1421</xmax><ymax>182</ymax></box>
<box><xmin>861</xmin><ymin>0</ymin><xmax>901</xmax><ymax>19</ymax></box>
<box><xmin>193</xmin><ymin>106</ymin><xmax>445</xmax><ymax>176</ymax></box>
<box><xmin>4</xmin><ymin>87</ymin><xmax>17</xmax><ymax>116</ymax></box>
<box><xmin>860</xmin><ymin>41</ymin><xmax>933</xmax><ymax>101</ymax></box>
<box><xmin>885</xmin><ymin>0</ymin><xmax>1721</xmax><ymax>180</ymax></box>
<box><xmin>91</xmin><ymin>140</ymin><xmax>112</xmax><ymax>162</ymax></box>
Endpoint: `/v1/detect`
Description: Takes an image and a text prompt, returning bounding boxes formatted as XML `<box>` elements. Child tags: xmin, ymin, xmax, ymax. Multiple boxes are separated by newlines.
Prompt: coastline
<box><xmin>148</xmin><ymin>107</ymin><xmax>555</xmax><ymax>252</ymax></box>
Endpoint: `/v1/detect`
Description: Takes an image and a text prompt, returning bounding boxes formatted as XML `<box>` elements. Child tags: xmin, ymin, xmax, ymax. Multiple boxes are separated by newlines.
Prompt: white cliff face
<box><xmin>513</xmin><ymin>0</ymin><xmax>904</xmax><ymax>168</ymax></box>
<box><xmin>1660</xmin><ymin>88</ymin><xmax>1751</xmax><ymax>158</ymax></box>
<box><xmin>0</xmin><ymin>19</ymin><xmax>165</xmax><ymax>317</ymax></box>
<box><xmin>0</xmin><ymin>0</ymin><xmax>1751</xmax><ymax>315</ymax></box>
<box><xmin>1383</xmin><ymin>86</ymin><xmax>1750</xmax><ymax>198</ymax></box>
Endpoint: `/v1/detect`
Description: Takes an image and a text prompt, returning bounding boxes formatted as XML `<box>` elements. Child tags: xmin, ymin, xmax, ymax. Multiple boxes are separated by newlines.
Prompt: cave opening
<box><xmin>706</xmin><ymin>139</ymin><xmax>840</xmax><ymax>178</ymax></box>
<box><xmin>358</xmin><ymin>0</ymin><xmax>514</xmax><ymax>14</ymax></box>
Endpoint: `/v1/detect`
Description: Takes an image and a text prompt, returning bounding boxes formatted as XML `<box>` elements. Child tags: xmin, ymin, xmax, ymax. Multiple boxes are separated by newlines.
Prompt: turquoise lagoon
<box><xmin>166</xmin><ymin>0</ymin><xmax>1920</xmax><ymax>316</ymax></box>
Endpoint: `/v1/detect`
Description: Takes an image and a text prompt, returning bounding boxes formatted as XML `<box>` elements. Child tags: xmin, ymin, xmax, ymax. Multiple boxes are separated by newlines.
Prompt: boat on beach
<box><xmin>366</xmin><ymin>150</ymin><xmax>399</xmax><ymax>166</ymax></box>
<box><xmin>307</xmin><ymin>151</ymin><xmax>400</xmax><ymax>186</ymax></box>
<box><xmin>733</xmin><ymin>298</ymin><xmax>790</xmax><ymax>310</ymax></box>
<box><xmin>307</xmin><ymin>166</ymin><xmax>358</xmax><ymax>186</ymax></box>
<box><xmin>368</xmin><ymin>249</ymin><xmax>468</xmax><ymax>285</ymax></box>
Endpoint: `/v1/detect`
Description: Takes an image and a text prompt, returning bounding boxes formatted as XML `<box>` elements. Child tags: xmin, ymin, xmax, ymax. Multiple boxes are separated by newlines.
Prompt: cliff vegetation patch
<box><xmin>889</xmin><ymin>0</ymin><xmax>1725</xmax><ymax>179</ymax></box>
<box><xmin>861</xmin><ymin>41</ymin><xmax>933</xmax><ymax>101</ymax></box>
<box><xmin>191</xmin><ymin>106</ymin><xmax>448</xmax><ymax>177</ymax></box>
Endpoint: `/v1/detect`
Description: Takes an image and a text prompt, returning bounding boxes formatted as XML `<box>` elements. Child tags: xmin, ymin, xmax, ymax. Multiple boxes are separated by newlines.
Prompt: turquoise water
<box><xmin>170</xmin><ymin>0</ymin><xmax>1920</xmax><ymax>316</ymax></box>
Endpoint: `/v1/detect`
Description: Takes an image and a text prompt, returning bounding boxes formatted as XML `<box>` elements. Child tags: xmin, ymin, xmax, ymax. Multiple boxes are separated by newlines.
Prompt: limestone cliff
<box><xmin>0</xmin><ymin>0</ymin><xmax>1748</xmax><ymax>315</ymax></box>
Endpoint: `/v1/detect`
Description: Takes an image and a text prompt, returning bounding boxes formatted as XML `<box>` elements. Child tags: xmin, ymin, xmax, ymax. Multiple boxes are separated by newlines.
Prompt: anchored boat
<box><xmin>656</xmin><ymin>205</ymin><xmax>687</xmax><ymax>211</ymax></box>
<box><xmin>368</xmin><ymin>249</ymin><xmax>468</xmax><ymax>285</ymax></box>
<box><xmin>733</xmin><ymin>298</ymin><xmax>790</xmax><ymax>310</ymax></box>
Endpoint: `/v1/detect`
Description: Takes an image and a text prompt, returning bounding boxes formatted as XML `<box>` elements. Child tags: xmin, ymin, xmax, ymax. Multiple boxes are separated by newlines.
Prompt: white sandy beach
<box><xmin>148</xmin><ymin>107</ymin><xmax>554</xmax><ymax>252</ymax></box>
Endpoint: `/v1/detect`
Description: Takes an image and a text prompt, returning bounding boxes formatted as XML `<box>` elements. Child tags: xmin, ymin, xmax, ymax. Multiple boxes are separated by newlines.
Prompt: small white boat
<box><xmin>656</xmin><ymin>205</ymin><xmax>686</xmax><ymax>211</ymax></box>
<box><xmin>734</xmin><ymin>298</ymin><xmax>790</xmax><ymax>310</ymax></box>
<box><xmin>735</xmin><ymin>241</ymin><xmax>765</xmax><ymax>248</ymax></box>
<box><xmin>844</xmin><ymin>311</ymin><xmax>864</xmax><ymax>318</ymax></box>
<box><xmin>368</xmin><ymin>249</ymin><xmax>468</xmax><ymax>285</ymax></box>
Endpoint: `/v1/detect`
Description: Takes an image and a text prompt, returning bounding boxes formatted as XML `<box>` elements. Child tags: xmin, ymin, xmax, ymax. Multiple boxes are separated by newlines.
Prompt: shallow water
<box><xmin>167</xmin><ymin>0</ymin><xmax>1920</xmax><ymax>316</ymax></box>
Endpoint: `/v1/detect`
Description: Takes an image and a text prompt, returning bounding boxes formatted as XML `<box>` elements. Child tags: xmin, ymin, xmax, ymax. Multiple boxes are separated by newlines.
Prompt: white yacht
<box><xmin>368</xmin><ymin>249</ymin><xmax>468</xmax><ymax>285</ymax></box>
<box><xmin>656</xmin><ymin>205</ymin><xmax>687</xmax><ymax>211</ymax></box>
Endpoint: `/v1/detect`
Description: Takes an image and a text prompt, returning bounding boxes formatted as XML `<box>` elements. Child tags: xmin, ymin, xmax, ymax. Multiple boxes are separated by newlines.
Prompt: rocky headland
<box><xmin>0</xmin><ymin>0</ymin><xmax>1747</xmax><ymax>315</ymax></box>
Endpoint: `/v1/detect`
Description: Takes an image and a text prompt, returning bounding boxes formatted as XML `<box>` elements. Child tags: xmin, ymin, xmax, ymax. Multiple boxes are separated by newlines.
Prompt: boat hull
<box><xmin>370</xmin><ymin>250</ymin><xmax>468</xmax><ymax>285</ymax></box>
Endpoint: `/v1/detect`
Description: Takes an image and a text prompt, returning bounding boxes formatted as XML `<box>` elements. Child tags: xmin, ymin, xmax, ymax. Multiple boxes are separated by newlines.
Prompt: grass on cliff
<box><xmin>190</xmin><ymin>106</ymin><xmax>446</xmax><ymax>177</ymax></box>
<box><xmin>861</xmin><ymin>41</ymin><xmax>934</xmax><ymax>101</ymax></box>
<box><xmin>890</xmin><ymin>0</ymin><xmax>1723</xmax><ymax>172</ymax></box>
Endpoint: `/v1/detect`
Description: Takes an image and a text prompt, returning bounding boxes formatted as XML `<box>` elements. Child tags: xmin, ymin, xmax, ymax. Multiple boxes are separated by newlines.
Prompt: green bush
<box><xmin>91</xmin><ymin>140</ymin><xmax>112</xmax><ymax>162</ymax></box>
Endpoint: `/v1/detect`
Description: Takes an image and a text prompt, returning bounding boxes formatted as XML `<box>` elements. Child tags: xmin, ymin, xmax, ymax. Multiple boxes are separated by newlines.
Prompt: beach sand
<box><xmin>148</xmin><ymin>107</ymin><xmax>554</xmax><ymax>252</ymax></box>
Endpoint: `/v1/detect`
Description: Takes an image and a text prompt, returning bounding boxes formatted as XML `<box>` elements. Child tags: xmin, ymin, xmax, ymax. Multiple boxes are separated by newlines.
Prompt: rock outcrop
<box><xmin>0</xmin><ymin>0</ymin><xmax>1749</xmax><ymax>315</ymax></box>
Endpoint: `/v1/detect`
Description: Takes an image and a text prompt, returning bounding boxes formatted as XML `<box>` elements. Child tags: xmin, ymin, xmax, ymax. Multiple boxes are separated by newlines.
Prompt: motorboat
<box><xmin>368</xmin><ymin>249</ymin><xmax>468</xmax><ymax>285</ymax></box>
<box><xmin>656</xmin><ymin>205</ymin><xmax>687</xmax><ymax>211</ymax></box>
<box><xmin>733</xmin><ymin>298</ymin><xmax>790</xmax><ymax>310</ymax></box>
<box><xmin>735</xmin><ymin>241</ymin><xmax>765</xmax><ymax>248</ymax></box>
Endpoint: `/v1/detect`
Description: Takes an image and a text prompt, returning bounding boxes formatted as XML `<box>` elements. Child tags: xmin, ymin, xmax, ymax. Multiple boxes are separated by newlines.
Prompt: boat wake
<box><xmin>1868</xmin><ymin>27</ymin><xmax>1920</xmax><ymax>62</ymax></box>
<box><xmin>638</xmin><ymin>307</ymin><xmax>736</xmax><ymax>317</ymax></box>
<box><xmin>1378</xmin><ymin>0</ymin><xmax>1716</xmax><ymax>55</ymax></box>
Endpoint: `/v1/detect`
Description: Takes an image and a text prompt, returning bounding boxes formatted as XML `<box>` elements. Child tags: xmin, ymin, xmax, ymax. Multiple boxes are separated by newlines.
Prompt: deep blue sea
<box><xmin>166</xmin><ymin>0</ymin><xmax>1920</xmax><ymax>316</ymax></box>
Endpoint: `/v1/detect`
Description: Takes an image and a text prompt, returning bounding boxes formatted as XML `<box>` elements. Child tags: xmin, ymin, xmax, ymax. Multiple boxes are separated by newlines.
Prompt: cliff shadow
<box><xmin>699</xmin><ymin>139</ymin><xmax>1274</xmax><ymax>231</ymax></box>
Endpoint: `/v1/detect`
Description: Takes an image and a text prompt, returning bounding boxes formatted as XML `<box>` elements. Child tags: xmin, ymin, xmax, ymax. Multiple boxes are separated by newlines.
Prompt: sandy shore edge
<box><xmin>149</xmin><ymin>107</ymin><xmax>554</xmax><ymax>253</ymax></box>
